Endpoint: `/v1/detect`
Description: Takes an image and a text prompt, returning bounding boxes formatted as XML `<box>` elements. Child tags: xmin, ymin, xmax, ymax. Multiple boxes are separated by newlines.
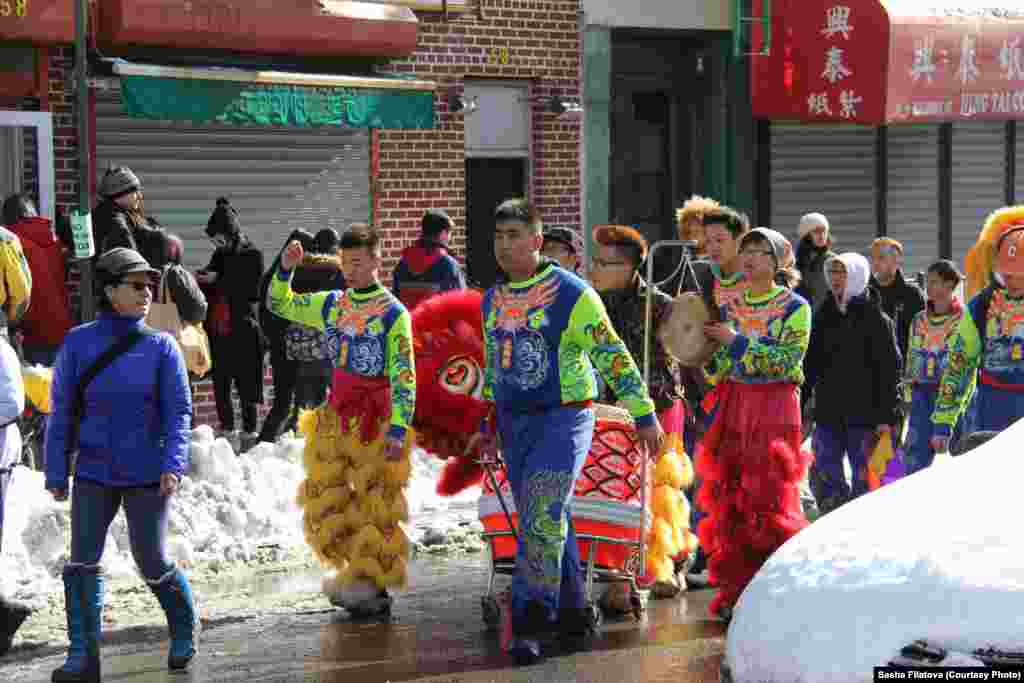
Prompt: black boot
<box><xmin>52</xmin><ymin>566</ymin><xmax>103</xmax><ymax>683</ymax></box>
<box><xmin>557</xmin><ymin>604</ymin><xmax>601</xmax><ymax>653</ymax></box>
<box><xmin>508</xmin><ymin>600</ymin><xmax>548</xmax><ymax>665</ymax></box>
<box><xmin>0</xmin><ymin>595</ymin><xmax>32</xmax><ymax>656</ymax></box>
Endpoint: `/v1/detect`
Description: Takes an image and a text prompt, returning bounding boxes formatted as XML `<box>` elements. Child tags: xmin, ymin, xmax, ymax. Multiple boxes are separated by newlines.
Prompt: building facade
<box><xmin>580</xmin><ymin>0</ymin><xmax>756</xmax><ymax>281</ymax></box>
<box><xmin>0</xmin><ymin>0</ymin><xmax>582</xmax><ymax>428</ymax></box>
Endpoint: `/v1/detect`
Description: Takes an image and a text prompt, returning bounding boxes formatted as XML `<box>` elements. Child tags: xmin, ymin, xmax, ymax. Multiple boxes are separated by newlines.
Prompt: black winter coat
<box><xmin>870</xmin><ymin>271</ymin><xmax>925</xmax><ymax>363</ymax></box>
<box><xmin>91</xmin><ymin>200</ymin><xmax>162</xmax><ymax>257</ymax></box>
<box><xmin>795</xmin><ymin>239</ymin><xmax>835</xmax><ymax>313</ymax></box>
<box><xmin>803</xmin><ymin>288</ymin><xmax>902</xmax><ymax>427</ymax></box>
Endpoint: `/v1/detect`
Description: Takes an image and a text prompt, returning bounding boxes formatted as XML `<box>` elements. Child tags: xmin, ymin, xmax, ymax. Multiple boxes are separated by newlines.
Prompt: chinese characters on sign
<box><xmin>1000</xmin><ymin>38</ymin><xmax>1024</xmax><ymax>81</ymax></box>
<box><xmin>910</xmin><ymin>36</ymin><xmax>937</xmax><ymax>84</ymax></box>
<box><xmin>957</xmin><ymin>34</ymin><xmax>980</xmax><ymax>85</ymax></box>
<box><xmin>751</xmin><ymin>0</ymin><xmax>1024</xmax><ymax>123</ymax></box>
<box><xmin>810</xmin><ymin>5</ymin><xmax>861</xmax><ymax>119</ymax></box>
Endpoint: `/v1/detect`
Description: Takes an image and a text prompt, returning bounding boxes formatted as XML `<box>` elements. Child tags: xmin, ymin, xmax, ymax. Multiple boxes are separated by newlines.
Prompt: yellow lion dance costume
<box><xmin>295</xmin><ymin>406</ymin><xmax>413</xmax><ymax>605</ymax></box>
<box><xmin>964</xmin><ymin>205</ymin><xmax>1024</xmax><ymax>299</ymax></box>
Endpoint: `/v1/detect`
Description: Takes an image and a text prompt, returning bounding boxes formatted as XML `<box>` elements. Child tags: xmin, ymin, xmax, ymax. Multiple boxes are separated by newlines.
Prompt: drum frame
<box><xmin>478</xmin><ymin>239</ymin><xmax>700</xmax><ymax>628</ymax></box>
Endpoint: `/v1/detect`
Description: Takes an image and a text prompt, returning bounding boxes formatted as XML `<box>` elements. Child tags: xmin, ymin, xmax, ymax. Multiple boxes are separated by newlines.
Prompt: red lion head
<box><xmin>409</xmin><ymin>289</ymin><xmax>490</xmax><ymax>496</ymax></box>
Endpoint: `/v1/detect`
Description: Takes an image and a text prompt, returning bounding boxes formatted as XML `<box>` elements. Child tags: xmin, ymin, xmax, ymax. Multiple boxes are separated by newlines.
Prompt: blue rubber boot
<box><xmin>149</xmin><ymin>569</ymin><xmax>198</xmax><ymax>670</ymax></box>
<box><xmin>51</xmin><ymin>566</ymin><xmax>103</xmax><ymax>683</ymax></box>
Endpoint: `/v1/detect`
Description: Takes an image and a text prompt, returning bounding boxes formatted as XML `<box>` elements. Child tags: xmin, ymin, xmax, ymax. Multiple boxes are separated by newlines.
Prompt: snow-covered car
<box><xmin>722</xmin><ymin>420</ymin><xmax>1024</xmax><ymax>682</ymax></box>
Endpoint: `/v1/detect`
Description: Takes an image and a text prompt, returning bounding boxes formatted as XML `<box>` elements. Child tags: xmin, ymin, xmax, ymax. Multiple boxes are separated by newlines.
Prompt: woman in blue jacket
<box><xmin>44</xmin><ymin>248</ymin><xmax>195</xmax><ymax>681</ymax></box>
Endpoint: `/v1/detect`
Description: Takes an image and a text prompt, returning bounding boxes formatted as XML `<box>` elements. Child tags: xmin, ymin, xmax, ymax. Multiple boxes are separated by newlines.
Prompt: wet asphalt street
<box><xmin>2</xmin><ymin>555</ymin><xmax>726</xmax><ymax>683</ymax></box>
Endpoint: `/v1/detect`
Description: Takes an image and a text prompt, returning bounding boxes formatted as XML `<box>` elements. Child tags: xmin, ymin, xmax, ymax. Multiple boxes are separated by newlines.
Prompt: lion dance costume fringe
<box><xmin>295</xmin><ymin>401</ymin><xmax>414</xmax><ymax>594</ymax></box>
<box><xmin>645</xmin><ymin>403</ymin><xmax>699</xmax><ymax>587</ymax></box>
<box><xmin>696</xmin><ymin>382</ymin><xmax>811</xmax><ymax>617</ymax></box>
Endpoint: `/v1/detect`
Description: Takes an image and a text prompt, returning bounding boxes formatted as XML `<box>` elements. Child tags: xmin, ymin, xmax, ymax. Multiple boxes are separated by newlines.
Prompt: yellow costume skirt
<box><xmin>295</xmin><ymin>404</ymin><xmax>414</xmax><ymax>590</ymax></box>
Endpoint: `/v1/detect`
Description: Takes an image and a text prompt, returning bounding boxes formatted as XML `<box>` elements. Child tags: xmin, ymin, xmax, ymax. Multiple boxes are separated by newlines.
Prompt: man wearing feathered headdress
<box><xmin>932</xmin><ymin>206</ymin><xmax>1024</xmax><ymax>451</ymax></box>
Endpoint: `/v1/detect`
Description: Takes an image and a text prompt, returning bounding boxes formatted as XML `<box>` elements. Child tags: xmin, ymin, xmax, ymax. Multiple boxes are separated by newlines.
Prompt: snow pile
<box><xmin>0</xmin><ymin>426</ymin><xmax>305</xmax><ymax>599</ymax></box>
<box><xmin>726</xmin><ymin>418</ymin><xmax>1024</xmax><ymax>683</ymax></box>
<box><xmin>1</xmin><ymin>425</ymin><xmax>483</xmax><ymax>600</ymax></box>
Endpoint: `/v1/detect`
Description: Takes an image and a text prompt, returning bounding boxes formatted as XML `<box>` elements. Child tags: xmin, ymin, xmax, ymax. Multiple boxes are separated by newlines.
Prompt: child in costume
<box><xmin>590</xmin><ymin>224</ymin><xmax>697</xmax><ymax>599</ymax></box>
<box><xmin>475</xmin><ymin>199</ymin><xmax>664</xmax><ymax>664</ymax></box>
<box><xmin>903</xmin><ymin>260</ymin><xmax>964</xmax><ymax>474</ymax></box>
<box><xmin>268</xmin><ymin>225</ymin><xmax>415</xmax><ymax>617</ymax></box>
<box><xmin>933</xmin><ymin>207</ymin><xmax>1024</xmax><ymax>449</ymax></box>
<box><xmin>700</xmin><ymin>228</ymin><xmax>812</xmax><ymax>621</ymax></box>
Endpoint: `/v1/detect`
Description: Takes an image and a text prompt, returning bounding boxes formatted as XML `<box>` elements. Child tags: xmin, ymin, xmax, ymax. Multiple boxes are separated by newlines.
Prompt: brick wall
<box><xmin>374</xmin><ymin>0</ymin><xmax>583</xmax><ymax>272</ymax></box>
<box><xmin>33</xmin><ymin>1</ymin><xmax>583</xmax><ymax>431</ymax></box>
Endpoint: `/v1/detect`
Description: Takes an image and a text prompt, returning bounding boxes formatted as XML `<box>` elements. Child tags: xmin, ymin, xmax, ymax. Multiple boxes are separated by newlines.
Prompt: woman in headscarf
<box><xmin>197</xmin><ymin>198</ymin><xmax>265</xmax><ymax>453</ymax></box>
<box><xmin>699</xmin><ymin>228</ymin><xmax>813</xmax><ymax>621</ymax></box>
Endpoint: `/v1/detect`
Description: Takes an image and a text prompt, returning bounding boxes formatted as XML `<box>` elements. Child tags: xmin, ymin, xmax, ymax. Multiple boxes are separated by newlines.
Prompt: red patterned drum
<box><xmin>479</xmin><ymin>404</ymin><xmax>648</xmax><ymax>572</ymax></box>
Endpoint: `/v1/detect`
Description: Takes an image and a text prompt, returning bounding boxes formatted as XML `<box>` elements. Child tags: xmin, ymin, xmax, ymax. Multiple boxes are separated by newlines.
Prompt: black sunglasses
<box><xmin>118</xmin><ymin>281</ymin><xmax>152</xmax><ymax>293</ymax></box>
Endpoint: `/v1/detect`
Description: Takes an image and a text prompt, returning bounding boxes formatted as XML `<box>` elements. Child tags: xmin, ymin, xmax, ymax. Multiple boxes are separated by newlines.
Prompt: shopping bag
<box><xmin>146</xmin><ymin>275</ymin><xmax>213</xmax><ymax>376</ymax></box>
<box><xmin>866</xmin><ymin>430</ymin><xmax>906</xmax><ymax>491</ymax></box>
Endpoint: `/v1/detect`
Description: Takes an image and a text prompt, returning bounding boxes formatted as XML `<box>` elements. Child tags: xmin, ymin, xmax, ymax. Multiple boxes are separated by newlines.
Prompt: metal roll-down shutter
<box><xmin>94</xmin><ymin>89</ymin><xmax>370</xmax><ymax>271</ymax></box>
<box><xmin>769</xmin><ymin>122</ymin><xmax>877</xmax><ymax>255</ymax></box>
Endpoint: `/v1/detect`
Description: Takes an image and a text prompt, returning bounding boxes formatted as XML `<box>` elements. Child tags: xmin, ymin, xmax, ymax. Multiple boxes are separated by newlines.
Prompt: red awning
<box><xmin>98</xmin><ymin>0</ymin><xmax>418</xmax><ymax>59</ymax></box>
<box><xmin>751</xmin><ymin>1</ymin><xmax>1024</xmax><ymax>124</ymax></box>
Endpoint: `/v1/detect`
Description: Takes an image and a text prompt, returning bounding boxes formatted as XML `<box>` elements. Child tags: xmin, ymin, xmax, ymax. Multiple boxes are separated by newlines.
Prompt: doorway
<box><xmin>0</xmin><ymin>111</ymin><xmax>55</xmax><ymax>220</ymax></box>
<box><xmin>464</xmin><ymin>158</ymin><xmax>527</xmax><ymax>289</ymax></box>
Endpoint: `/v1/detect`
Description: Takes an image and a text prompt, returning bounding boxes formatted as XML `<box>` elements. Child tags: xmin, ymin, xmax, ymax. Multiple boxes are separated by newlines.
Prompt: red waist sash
<box><xmin>328</xmin><ymin>370</ymin><xmax>391</xmax><ymax>443</ymax></box>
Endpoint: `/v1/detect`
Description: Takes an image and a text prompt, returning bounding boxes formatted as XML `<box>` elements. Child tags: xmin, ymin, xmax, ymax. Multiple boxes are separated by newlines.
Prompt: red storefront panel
<box><xmin>98</xmin><ymin>0</ymin><xmax>418</xmax><ymax>59</ymax></box>
<box><xmin>752</xmin><ymin>0</ymin><xmax>1024</xmax><ymax>124</ymax></box>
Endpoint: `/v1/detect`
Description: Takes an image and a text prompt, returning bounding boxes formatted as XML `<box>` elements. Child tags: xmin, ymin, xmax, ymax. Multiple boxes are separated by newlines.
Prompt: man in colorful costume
<box><xmin>933</xmin><ymin>207</ymin><xmax>1024</xmax><ymax>450</ymax></box>
<box><xmin>903</xmin><ymin>260</ymin><xmax>964</xmax><ymax>474</ymax></box>
<box><xmin>268</xmin><ymin>225</ymin><xmax>415</xmax><ymax>617</ymax></box>
<box><xmin>589</xmin><ymin>224</ymin><xmax>696</xmax><ymax>599</ymax></box>
<box><xmin>474</xmin><ymin>199</ymin><xmax>663</xmax><ymax>664</ymax></box>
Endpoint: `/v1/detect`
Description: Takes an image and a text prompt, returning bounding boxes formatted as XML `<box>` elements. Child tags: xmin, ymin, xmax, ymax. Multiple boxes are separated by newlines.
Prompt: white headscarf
<box><xmin>824</xmin><ymin>252</ymin><xmax>870</xmax><ymax>312</ymax></box>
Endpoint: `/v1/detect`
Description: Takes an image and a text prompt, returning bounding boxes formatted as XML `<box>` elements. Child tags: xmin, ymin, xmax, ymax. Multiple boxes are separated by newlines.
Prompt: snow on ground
<box><xmin>726</xmin><ymin>418</ymin><xmax>1024</xmax><ymax>683</ymax></box>
<box><xmin>0</xmin><ymin>425</ymin><xmax>481</xmax><ymax>602</ymax></box>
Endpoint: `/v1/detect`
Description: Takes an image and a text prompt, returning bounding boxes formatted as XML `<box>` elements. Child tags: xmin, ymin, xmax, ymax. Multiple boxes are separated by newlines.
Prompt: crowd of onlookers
<box><xmin>0</xmin><ymin>164</ymin><xmax>1018</xmax><ymax>666</ymax></box>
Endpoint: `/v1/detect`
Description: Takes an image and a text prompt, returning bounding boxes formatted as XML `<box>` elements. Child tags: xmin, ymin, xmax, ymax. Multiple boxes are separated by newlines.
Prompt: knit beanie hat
<box><xmin>205</xmin><ymin>197</ymin><xmax>241</xmax><ymax>238</ymax></box>
<box><xmin>422</xmin><ymin>209</ymin><xmax>453</xmax><ymax>237</ymax></box>
<box><xmin>740</xmin><ymin>227</ymin><xmax>790</xmax><ymax>266</ymax></box>
<box><xmin>98</xmin><ymin>166</ymin><xmax>141</xmax><ymax>200</ymax></box>
<box><xmin>797</xmin><ymin>212</ymin><xmax>829</xmax><ymax>240</ymax></box>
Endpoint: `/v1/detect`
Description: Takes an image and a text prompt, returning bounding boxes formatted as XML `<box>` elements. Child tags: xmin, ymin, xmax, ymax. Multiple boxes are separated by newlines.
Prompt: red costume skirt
<box><xmin>695</xmin><ymin>381</ymin><xmax>811</xmax><ymax>617</ymax></box>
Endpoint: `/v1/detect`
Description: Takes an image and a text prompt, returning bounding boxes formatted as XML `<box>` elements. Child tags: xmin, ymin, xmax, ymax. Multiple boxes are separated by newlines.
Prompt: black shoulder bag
<box><xmin>66</xmin><ymin>328</ymin><xmax>155</xmax><ymax>474</ymax></box>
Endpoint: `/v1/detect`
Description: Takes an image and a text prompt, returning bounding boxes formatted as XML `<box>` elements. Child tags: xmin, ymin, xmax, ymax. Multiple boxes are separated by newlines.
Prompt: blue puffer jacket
<box><xmin>44</xmin><ymin>313</ymin><xmax>192</xmax><ymax>489</ymax></box>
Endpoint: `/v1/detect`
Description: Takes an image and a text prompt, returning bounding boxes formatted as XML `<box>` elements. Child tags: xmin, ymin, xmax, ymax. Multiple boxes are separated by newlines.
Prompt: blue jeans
<box><xmin>810</xmin><ymin>423</ymin><xmax>873</xmax><ymax>515</ymax></box>
<box><xmin>905</xmin><ymin>385</ymin><xmax>963</xmax><ymax>474</ymax></box>
<box><xmin>500</xmin><ymin>406</ymin><xmax>594</xmax><ymax>627</ymax></box>
<box><xmin>69</xmin><ymin>478</ymin><xmax>174</xmax><ymax>582</ymax></box>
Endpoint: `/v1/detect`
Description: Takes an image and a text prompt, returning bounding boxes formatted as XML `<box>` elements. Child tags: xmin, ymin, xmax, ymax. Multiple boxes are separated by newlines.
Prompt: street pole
<box><xmin>75</xmin><ymin>0</ymin><xmax>95</xmax><ymax>322</ymax></box>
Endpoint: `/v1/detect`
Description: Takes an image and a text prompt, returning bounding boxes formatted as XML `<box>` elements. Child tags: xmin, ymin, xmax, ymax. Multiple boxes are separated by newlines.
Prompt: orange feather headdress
<box><xmin>964</xmin><ymin>205</ymin><xmax>1024</xmax><ymax>299</ymax></box>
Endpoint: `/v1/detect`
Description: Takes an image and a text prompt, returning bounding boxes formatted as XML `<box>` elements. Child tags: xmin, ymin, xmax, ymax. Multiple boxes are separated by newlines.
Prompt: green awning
<box><xmin>120</xmin><ymin>74</ymin><xmax>435</xmax><ymax>129</ymax></box>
